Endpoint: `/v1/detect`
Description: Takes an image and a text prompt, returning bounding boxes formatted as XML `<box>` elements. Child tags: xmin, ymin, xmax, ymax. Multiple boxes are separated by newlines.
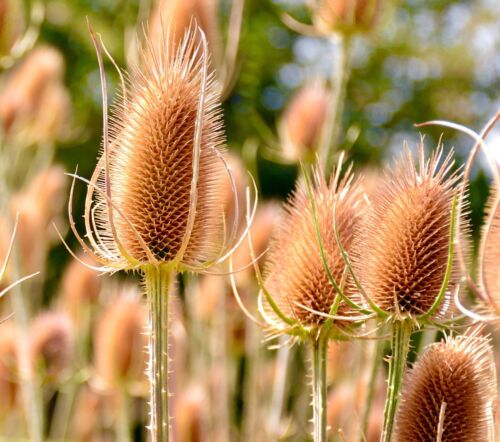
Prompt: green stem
<box><xmin>144</xmin><ymin>265</ymin><xmax>173</xmax><ymax>442</ymax></box>
<box><xmin>381</xmin><ymin>319</ymin><xmax>413</xmax><ymax>442</ymax></box>
<box><xmin>359</xmin><ymin>328</ymin><xmax>385</xmax><ymax>442</ymax></box>
<box><xmin>116</xmin><ymin>390</ymin><xmax>132</xmax><ymax>442</ymax></box>
<box><xmin>319</xmin><ymin>34</ymin><xmax>351</xmax><ymax>172</ymax></box>
<box><xmin>310</xmin><ymin>334</ymin><xmax>329</xmax><ymax>442</ymax></box>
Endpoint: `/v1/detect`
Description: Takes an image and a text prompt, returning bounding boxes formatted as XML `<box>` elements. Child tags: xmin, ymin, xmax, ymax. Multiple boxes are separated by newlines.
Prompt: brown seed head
<box><xmin>0</xmin><ymin>0</ymin><xmax>23</xmax><ymax>56</ymax></box>
<box><xmin>94</xmin><ymin>27</ymin><xmax>226</xmax><ymax>268</ymax></box>
<box><xmin>314</xmin><ymin>0</ymin><xmax>381</xmax><ymax>34</ymax></box>
<box><xmin>354</xmin><ymin>145</ymin><xmax>460</xmax><ymax>318</ymax></box>
<box><xmin>0</xmin><ymin>46</ymin><xmax>65</xmax><ymax>133</ymax></box>
<box><xmin>395</xmin><ymin>330</ymin><xmax>497</xmax><ymax>441</ymax></box>
<box><xmin>479</xmin><ymin>188</ymin><xmax>500</xmax><ymax>312</ymax></box>
<box><xmin>174</xmin><ymin>383</ymin><xmax>207</xmax><ymax>442</ymax></box>
<box><xmin>94</xmin><ymin>294</ymin><xmax>147</xmax><ymax>389</ymax></box>
<box><xmin>0</xmin><ymin>324</ymin><xmax>19</xmax><ymax>415</ymax></box>
<box><xmin>60</xmin><ymin>254</ymin><xmax>102</xmax><ymax>324</ymax></box>
<box><xmin>149</xmin><ymin>0</ymin><xmax>221</xmax><ymax>66</ymax></box>
<box><xmin>279</xmin><ymin>83</ymin><xmax>328</xmax><ymax>162</ymax></box>
<box><xmin>264</xmin><ymin>167</ymin><xmax>365</xmax><ymax>328</ymax></box>
<box><xmin>28</xmin><ymin>311</ymin><xmax>73</xmax><ymax>380</ymax></box>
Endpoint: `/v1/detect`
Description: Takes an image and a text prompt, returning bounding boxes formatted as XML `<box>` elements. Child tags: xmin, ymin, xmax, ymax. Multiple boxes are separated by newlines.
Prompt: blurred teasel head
<box><xmin>94</xmin><ymin>293</ymin><xmax>148</xmax><ymax>392</ymax></box>
<box><xmin>313</xmin><ymin>0</ymin><xmax>381</xmax><ymax>34</ymax></box>
<box><xmin>0</xmin><ymin>45</ymin><xmax>69</xmax><ymax>141</ymax></box>
<box><xmin>478</xmin><ymin>187</ymin><xmax>500</xmax><ymax>313</ymax></box>
<box><xmin>279</xmin><ymin>82</ymin><xmax>329</xmax><ymax>164</ymax></box>
<box><xmin>28</xmin><ymin>311</ymin><xmax>73</xmax><ymax>381</ymax></box>
<box><xmin>354</xmin><ymin>144</ymin><xmax>461</xmax><ymax>320</ymax></box>
<box><xmin>148</xmin><ymin>0</ymin><xmax>221</xmax><ymax>67</ymax></box>
<box><xmin>0</xmin><ymin>324</ymin><xmax>19</xmax><ymax>416</ymax></box>
<box><xmin>67</xmin><ymin>24</ymin><xmax>245</xmax><ymax>274</ymax></box>
<box><xmin>262</xmin><ymin>163</ymin><xmax>366</xmax><ymax>333</ymax></box>
<box><xmin>394</xmin><ymin>330</ymin><xmax>497</xmax><ymax>441</ymax></box>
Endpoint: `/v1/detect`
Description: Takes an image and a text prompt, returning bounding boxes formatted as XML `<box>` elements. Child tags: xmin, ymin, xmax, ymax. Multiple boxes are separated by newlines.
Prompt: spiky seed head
<box><xmin>71</xmin><ymin>385</ymin><xmax>104</xmax><ymax>441</ymax></box>
<box><xmin>60</xmin><ymin>254</ymin><xmax>102</xmax><ymax>324</ymax></box>
<box><xmin>279</xmin><ymin>83</ymin><xmax>328</xmax><ymax>162</ymax></box>
<box><xmin>314</xmin><ymin>0</ymin><xmax>381</xmax><ymax>34</ymax></box>
<box><xmin>94</xmin><ymin>294</ymin><xmax>147</xmax><ymax>390</ymax></box>
<box><xmin>479</xmin><ymin>188</ymin><xmax>500</xmax><ymax>312</ymax></box>
<box><xmin>233</xmin><ymin>201</ymin><xmax>281</xmax><ymax>286</ymax></box>
<box><xmin>93</xmin><ymin>26</ymin><xmax>226</xmax><ymax>269</ymax></box>
<box><xmin>0</xmin><ymin>46</ymin><xmax>65</xmax><ymax>132</ymax></box>
<box><xmin>264</xmin><ymin>167</ymin><xmax>365</xmax><ymax>328</ymax></box>
<box><xmin>175</xmin><ymin>383</ymin><xmax>207</xmax><ymax>442</ymax></box>
<box><xmin>149</xmin><ymin>0</ymin><xmax>221</xmax><ymax>66</ymax></box>
<box><xmin>0</xmin><ymin>325</ymin><xmax>19</xmax><ymax>415</ymax></box>
<box><xmin>28</xmin><ymin>311</ymin><xmax>73</xmax><ymax>380</ymax></box>
<box><xmin>394</xmin><ymin>330</ymin><xmax>497</xmax><ymax>441</ymax></box>
<box><xmin>354</xmin><ymin>145</ymin><xmax>460</xmax><ymax>318</ymax></box>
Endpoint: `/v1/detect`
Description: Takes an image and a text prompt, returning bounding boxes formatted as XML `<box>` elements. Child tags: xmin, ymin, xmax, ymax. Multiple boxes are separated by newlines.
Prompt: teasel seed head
<box><xmin>94</xmin><ymin>293</ymin><xmax>148</xmax><ymax>392</ymax></box>
<box><xmin>0</xmin><ymin>324</ymin><xmax>19</xmax><ymax>415</ymax></box>
<box><xmin>478</xmin><ymin>187</ymin><xmax>500</xmax><ymax>312</ymax></box>
<box><xmin>28</xmin><ymin>311</ymin><xmax>73</xmax><ymax>381</ymax></box>
<box><xmin>264</xmin><ymin>166</ymin><xmax>365</xmax><ymax>329</ymax></box>
<box><xmin>75</xmin><ymin>24</ymin><xmax>236</xmax><ymax>274</ymax></box>
<box><xmin>354</xmin><ymin>144</ymin><xmax>462</xmax><ymax>319</ymax></box>
<box><xmin>60</xmin><ymin>254</ymin><xmax>102</xmax><ymax>324</ymax></box>
<box><xmin>279</xmin><ymin>82</ymin><xmax>329</xmax><ymax>163</ymax></box>
<box><xmin>394</xmin><ymin>329</ymin><xmax>497</xmax><ymax>441</ymax></box>
<box><xmin>314</xmin><ymin>0</ymin><xmax>381</xmax><ymax>34</ymax></box>
<box><xmin>149</xmin><ymin>0</ymin><xmax>221</xmax><ymax>67</ymax></box>
<box><xmin>0</xmin><ymin>45</ymin><xmax>65</xmax><ymax>134</ymax></box>
<box><xmin>174</xmin><ymin>383</ymin><xmax>207</xmax><ymax>442</ymax></box>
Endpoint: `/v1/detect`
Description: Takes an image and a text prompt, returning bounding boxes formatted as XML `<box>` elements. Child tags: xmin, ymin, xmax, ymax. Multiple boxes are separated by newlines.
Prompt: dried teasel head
<box><xmin>68</xmin><ymin>25</ymin><xmax>241</xmax><ymax>274</ymax></box>
<box><xmin>11</xmin><ymin>165</ymin><xmax>66</xmax><ymax>273</ymax></box>
<box><xmin>0</xmin><ymin>0</ymin><xmax>23</xmax><ymax>57</ymax></box>
<box><xmin>59</xmin><ymin>254</ymin><xmax>102</xmax><ymax>324</ymax></box>
<box><xmin>263</xmin><ymin>165</ymin><xmax>365</xmax><ymax>330</ymax></box>
<box><xmin>174</xmin><ymin>383</ymin><xmax>208</xmax><ymax>442</ymax></box>
<box><xmin>94</xmin><ymin>292</ymin><xmax>148</xmax><ymax>392</ymax></box>
<box><xmin>394</xmin><ymin>329</ymin><xmax>497</xmax><ymax>441</ymax></box>
<box><xmin>148</xmin><ymin>0</ymin><xmax>221</xmax><ymax>67</ymax></box>
<box><xmin>0</xmin><ymin>45</ymin><xmax>65</xmax><ymax>134</ymax></box>
<box><xmin>279</xmin><ymin>82</ymin><xmax>329</xmax><ymax>163</ymax></box>
<box><xmin>0</xmin><ymin>324</ymin><xmax>19</xmax><ymax>415</ymax></box>
<box><xmin>28</xmin><ymin>311</ymin><xmax>73</xmax><ymax>381</ymax></box>
<box><xmin>354</xmin><ymin>144</ymin><xmax>462</xmax><ymax>319</ymax></box>
<box><xmin>313</xmin><ymin>0</ymin><xmax>381</xmax><ymax>34</ymax></box>
<box><xmin>478</xmin><ymin>188</ymin><xmax>500</xmax><ymax>312</ymax></box>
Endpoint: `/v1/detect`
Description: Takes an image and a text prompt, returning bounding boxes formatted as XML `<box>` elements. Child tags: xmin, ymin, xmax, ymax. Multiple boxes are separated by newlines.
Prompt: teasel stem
<box><xmin>319</xmin><ymin>34</ymin><xmax>351</xmax><ymax>172</ymax></box>
<box><xmin>116</xmin><ymin>391</ymin><xmax>132</xmax><ymax>442</ymax></box>
<box><xmin>359</xmin><ymin>326</ymin><xmax>385</xmax><ymax>442</ymax></box>
<box><xmin>310</xmin><ymin>332</ymin><xmax>329</xmax><ymax>442</ymax></box>
<box><xmin>145</xmin><ymin>265</ymin><xmax>173</xmax><ymax>442</ymax></box>
<box><xmin>381</xmin><ymin>319</ymin><xmax>413</xmax><ymax>442</ymax></box>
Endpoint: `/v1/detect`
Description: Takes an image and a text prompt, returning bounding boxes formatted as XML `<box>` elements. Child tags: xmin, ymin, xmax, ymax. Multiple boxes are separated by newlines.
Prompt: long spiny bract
<box><xmin>394</xmin><ymin>330</ymin><xmax>496</xmax><ymax>441</ymax></box>
<box><xmin>264</xmin><ymin>166</ymin><xmax>365</xmax><ymax>329</ymax></box>
<box><xmin>354</xmin><ymin>143</ymin><xmax>462</xmax><ymax>319</ymax></box>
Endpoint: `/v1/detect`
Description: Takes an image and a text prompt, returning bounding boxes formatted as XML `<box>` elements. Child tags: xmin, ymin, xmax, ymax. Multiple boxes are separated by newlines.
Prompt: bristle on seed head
<box><xmin>354</xmin><ymin>143</ymin><xmax>461</xmax><ymax>318</ymax></box>
<box><xmin>395</xmin><ymin>329</ymin><xmax>497</xmax><ymax>441</ymax></box>
<box><xmin>264</xmin><ymin>165</ymin><xmax>365</xmax><ymax>328</ymax></box>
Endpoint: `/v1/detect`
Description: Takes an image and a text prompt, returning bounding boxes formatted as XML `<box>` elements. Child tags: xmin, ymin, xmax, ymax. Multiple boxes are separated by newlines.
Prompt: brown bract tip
<box><xmin>264</xmin><ymin>166</ymin><xmax>365</xmax><ymax>328</ymax></box>
<box><xmin>395</xmin><ymin>329</ymin><xmax>496</xmax><ymax>441</ymax></box>
<box><xmin>354</xmin><ymin>144</ymin><xmax>461</xmax><ymax>318</ymax></box>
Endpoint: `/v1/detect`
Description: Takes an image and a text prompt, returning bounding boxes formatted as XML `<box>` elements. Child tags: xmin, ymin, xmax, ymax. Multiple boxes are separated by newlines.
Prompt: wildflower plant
<box><xmin>60</xmin><ymin>23</ymin><xmax>254</xmax><ymax>442</ymax></box>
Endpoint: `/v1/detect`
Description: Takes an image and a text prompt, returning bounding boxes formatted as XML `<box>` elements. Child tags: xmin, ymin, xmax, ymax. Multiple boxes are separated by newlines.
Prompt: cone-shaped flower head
<box><xmin>479</xmin><ymin>188</ymin><xmax>500</xmax><ymax>312</ymax></box>
<box><xmin>72</xmin><ymin>25</ymin><xmax>233</xmax><ymax>273</ymax></box>
<box><xmin>394</xmin><ymin>330</ymin><xmax>497</xmax><ymax>441</ymax></box>
<box><xmin>354</xmin><ymin>145</ymin><xmax>460</xmax><ymax>318</ymax></box>
<box><xmin>264</xmin><ymin>166</ymin><xmax>365</xmax><ymax>329</ymax></box>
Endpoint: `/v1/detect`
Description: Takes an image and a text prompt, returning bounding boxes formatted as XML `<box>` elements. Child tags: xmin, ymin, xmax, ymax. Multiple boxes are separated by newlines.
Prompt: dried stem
<box><xmin>319</xmin><ymin>34</ymin><xmax>351</xmax><ymax>172</ymax></box>
<box><xmin>310</xmin><ymin>333</ymin><xmax>329</xmax><ymax>442</ymax></box>
<box><xmin>144</xmin><ymin>265</ymin><xmax>173</xmax><ymax>442</ymax></box>
<box><xmin>381</xmin><ymin>319</ymin><xmax>413</xmax><ymax>442</ymax></box>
